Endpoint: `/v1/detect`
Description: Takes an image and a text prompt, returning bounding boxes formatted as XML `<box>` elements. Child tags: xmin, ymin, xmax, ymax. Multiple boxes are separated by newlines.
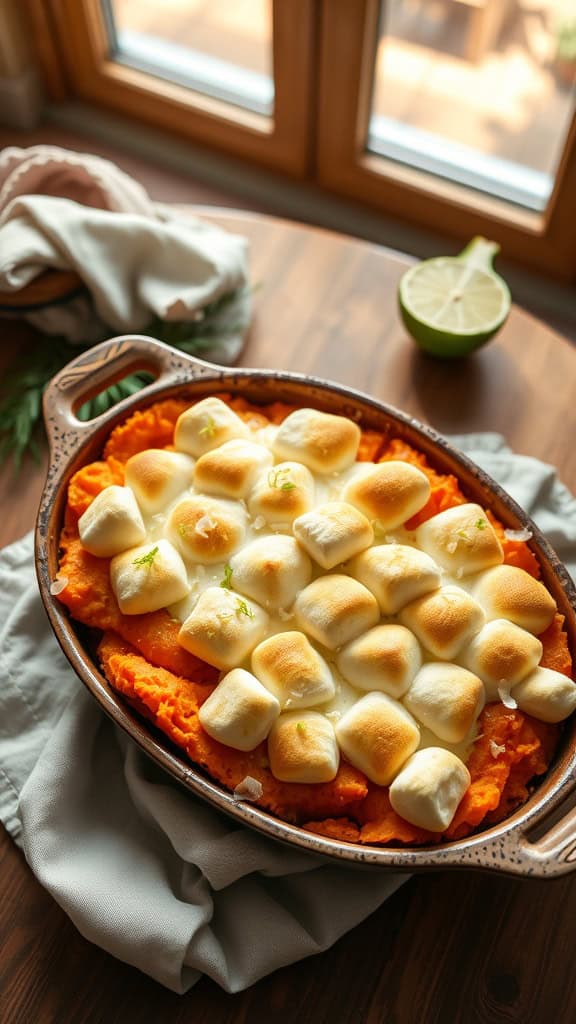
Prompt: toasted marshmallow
<box><xmin>110</xmin><ymin>539</ymin><xmax>190</xmax><ymax>615</ymax></box>
<box><xmin>342</xmin><ymin>461</ymin><xmax>430</xmax><ymax>529</ymax></box>
<box><xmin>124</xmin><ymin>449</ymin><xmax>195</xmax><ymax>515</ymax></box>
<box><xmin>166</xmin><ymin>495</ymin><xmax>246</xmax><ymax>564</ymax></box>
<box><xmin>473</xmin><ymin>565</ymin><xmax>557</xmax><ymax>635</ymax></box>
<box><xmin>293</xmin><ymin>502</ymin><xmax>373</xmax><ymax>570</ymax></box>
<box><xmin>335</xmin><ymin>692</ymin><xmax>420</xmax><ymax>785</ymax></box>
<box><xmin>78</xmin><ymin>485</ymin><xmax>145</xmax><ymax>557</ymax></box>
<box><xmin>178</xmin><ymin>587</ymin><xmax>268</xmax><ymax>670</ymax></box>
<box><xmin>268</xmin><ymin>711</ymin><xmax>340</xmax><ymax>783</ymax></box>
<box><xmin>198</xmin><ymin>668</ymin><xmax>280</xmax><ymax>751</ymax></box>
<box><xmin>272</xmin><ymin>408</ymin><xmax>360</xmax><ymax>474</ymax></box>
<box><xmin>174</xmin><ymin>397</ymin><xmax>249</xmax><ymax>456</ymax></box>
<box><xmin>294</xmin><ymin>574</ymin><xmax>379</xmax><ymax>650</ymax></box>
<box><xmin>247</xmin><ymin>461</ymin><xmax>315</xmax><ymax>528</ymax></box>
<box><xmin>336</xmin><ymin>624</ymin><xmax>421</xmax><ymax>698</ymax></box>
<box><xmin>194</xmin><ymin>440</ymin><xmax>273</xmax><ymax>499</ymax></box>
<box><xmin>229</xmin><ymin>536</ymin><xmax>312</xmax><ymax>610</ymax></box>
<box><xmin>251</xmin><ymin>631</ymin><xmax>335</xmax><ymax>709</ymax></box>
<box><xmin>389</xmin><ymin>748</ymin><xmax>470</xmax><ymax>832</ymax></box>
<box><xmin>513</xmin><ymin>667</ymin><xmax>576</xmax><ymax>723</ymax></box>
<box><xmin>416</xmin><ymin>503</ymin><xmax>503</xmax><ymax>576</ymax></box>
<box><xmin>348</xmin><ymin>544</ymin><xmax>441</xmax><ymax>614</ymax></box>
<box><xmin>400</xmin><ymin>585</ymin><xmax>485</xmax><ymax>659</ymax></box>
<box><xmin>404</xmin><ymin>663</ymin><xmax>485</xmax><ymax>743</ymax></box>
<box><xmin>460</xmin><ymin>619</ymin><xmax>543</xmax><ymax>700</ymax></box>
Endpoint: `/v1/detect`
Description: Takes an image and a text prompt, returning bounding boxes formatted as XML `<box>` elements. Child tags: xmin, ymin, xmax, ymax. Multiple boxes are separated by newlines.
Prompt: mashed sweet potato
<box><xmin>56</xmin><ymin>395</ymin><xmax>573</xmax><ymax>845</ymax></box>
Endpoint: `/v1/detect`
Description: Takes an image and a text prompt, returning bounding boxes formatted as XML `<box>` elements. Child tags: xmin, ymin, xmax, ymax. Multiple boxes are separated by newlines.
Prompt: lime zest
<box><xmin>220</xmin><ymin>564</ymin><xmax>233</xmax><ymax>590</ymax></box>
<box><xmin>235</xmin><ymin>598</ymin><xmax>255</xmax><ymax>619</ymax></box>
<box><xmin>268</xmin><ymin>467</ymin><xmax>295</xmax><ymax>491</ymax></box>
<box><xmin>133</xmin><ymin>545</ymin><xmax>159</xmax><ymax>568</ymax></box>
<box><xmin>199</xmin><ymin>415</ymin><xmax>217</xmax><ymax>438</ymax></box>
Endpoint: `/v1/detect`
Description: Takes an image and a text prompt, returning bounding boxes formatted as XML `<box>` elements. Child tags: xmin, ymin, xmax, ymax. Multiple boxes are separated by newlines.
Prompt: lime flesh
<box><xmin>399</xmin><ymin>243</ymin><xmax>511</xmax><ymax>358</ymax></box>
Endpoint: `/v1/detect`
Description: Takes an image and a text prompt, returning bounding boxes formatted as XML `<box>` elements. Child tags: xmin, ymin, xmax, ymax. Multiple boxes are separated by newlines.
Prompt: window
<box><xmin>30</xmin><ymin>0</ymin><xmax>576</xmax><ymax>280</ymax></box>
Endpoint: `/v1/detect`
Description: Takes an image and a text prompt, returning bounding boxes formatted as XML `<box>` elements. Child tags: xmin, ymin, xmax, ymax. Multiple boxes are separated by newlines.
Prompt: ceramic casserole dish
<box><xmin>36</xmin><ymin>335</ymin><xmax>576</xmax><ymax>877</ymax></box>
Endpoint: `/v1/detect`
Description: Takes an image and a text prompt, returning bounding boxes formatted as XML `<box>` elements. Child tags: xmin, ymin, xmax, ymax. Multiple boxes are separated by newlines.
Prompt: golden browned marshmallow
<box><xmin>110</xmin><ymin>539</ymin><xmax>190</xmax><ymax>615</ymax></box>
<box><xmin>124</xmin><ymin>449</ymin><xmax>195</xmax><ymax>515</ymax></box>
<box><xmin>389</xmin><ymin>748</ymin><xmax>471</xmax><ymax>832</ymax></box>
<box><xmin>513</xmin><ymin>667</ymin><xmax>576</xmax><ymax>723</ymax></box>
<box><xmin>193</xmin><ymin>440</ymin><xmax>273</xmax><ymax>499</ymax></box>
<box><xmin>166</xmin><ymin>495</ymin><xmax>246</xmax><ymax>564</ymax></box>
<box><xmin>460</xmin><ymin>619</ymin><xmax>543</xmax><ymax>700</ymax></box>
<box><xmin>78</xmin><ymin>485</ymin><xmax>146</xmax><ymax>557</ymax></box>
<box><xmin>336</xmin><ymin>624</ymin><xmax>422</xmax><ymax>698</ymax></box>
<box><xmin>177</xmin><ymin>586</ymin><xmax>268</xmax><ymax>670</ymax></box>
<box><xmin>403</xmin><ymin>663</ymin><xmax>485</xmax><ymax>743</ymax></box>
<box><xmin>347</xmin><ymin>544</ymin><xmax>441</xmax><ymax>614</ymax></box>
<box><xmin>400</xmin><ymin>585</ymin><xmax>485</xmax><ymax>659</ymax></box>
<box><xmin>247</xmin><ymin>461</ymin><xmax>315</xmax><ymax>528</ymax></box>
<box><xmin>294</xmin><ymin>574</ymin><xmax>379</xmax><ymax>650</ymax></box>
<box><xmin>174</xmin><ymin>397</ymin><xmax>249</xmax><ymax>456</ymax></box>
<box><xmin>229</xmin><ymin>536</ymin><xmax>312</xmax><ymax>610</ymax></box>
<box><xmin>416</xmin><ymin>503</ymin><xmax>503</xmax><ymax>576</ymax></box>
<box><xmin>268</xmin><ymin>711</ymin><xmax>339</xmax><ymax>783</ymax></box>
<box><xmin>472</xmin><ymin>564</ymin><xmax>557</xmax><ymax>635</ymax></box>
<box><xmin>335</xmin><ymin>692</ymin><xmax>420</xmax><ymax>785</ymax></box>
<box><xmin>272</xmin><ymin>408</ymin><xmax>361</xmax><ymax>474</ymax></box>
<box><xmin>198</xmin><ymin>668</ymin><xmax>280</xmax><ymax>751</ymax></box>
<box><xmin>342</xmin><ymin>461</ymin><xmax>430</xmax><ymax>529</ymax></box>
<box><xmin>251</xmin><ymin>631</ymin><xmax>335</xmax><ymax>709</ymax></box>
<box><xmin>293</xmin><ymin>502</ymin><xmax>373</xmax><ymax>570</ymax></box>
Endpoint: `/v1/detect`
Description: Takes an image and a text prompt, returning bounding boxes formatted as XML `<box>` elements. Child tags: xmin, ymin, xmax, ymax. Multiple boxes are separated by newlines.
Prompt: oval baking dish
<box><xmin>36</xmin><ymin>335</ymin><xmax>576</xmax><ymax>877</ymax></box>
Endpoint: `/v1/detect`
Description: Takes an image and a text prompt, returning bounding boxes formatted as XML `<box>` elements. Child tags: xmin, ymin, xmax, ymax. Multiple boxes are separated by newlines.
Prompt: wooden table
<box><xmin>1</xmin><ymin>210</ymin><xmax>576</xmax><ymax>1023</ymax></box>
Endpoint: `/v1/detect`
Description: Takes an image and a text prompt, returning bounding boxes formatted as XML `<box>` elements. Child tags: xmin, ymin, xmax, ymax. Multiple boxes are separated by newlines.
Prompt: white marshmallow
<box><xmin>272</xmin><ymin>408</ymin><xmax>361</xmax><ymax>473</ymax></box>
<box><xmin>335</xmin><ymin>692</ymin><xmax>420</xmax><ymax>785</ymax></box>
<box><xmin>293</xmin><ymin>502</ymin><xmax>373</xmax><ymax>569</ymax></box>
<box><xmin>416</xmin><ymin>503</ymin><xmax>503</xmax><ymax>576</ymax></box>
<box><xmin>400</xmin><ymin>585</ymin><xmax>485</xmax><ymax>659</ymax></box>
<box><xmin>472</xmin><ymin>565</ymin><xmax>557</xmax><ymax>635</ymax></box>
<box><xmin>198</xmin><ymin>668</ymin><xmax>280</xmax><ymax>751</ymax></box>
<box><xmin>177</xmin><ymin>586</ymin><xmax>268</xmax><ymax>670</ymax></box>
<box><xmin>342</xmin><ymin>460</ymin><xmax>430</xmax><ymax>528</ymax></box>
<box><xmin>166</xmin><ymin>495</ymin><xmax>246</xmax><ymax>564</ymax></box>
<box><xmin>78</xmin><ymin>485</ymin><xmax>145</xmax><ymax>557</ymax></box>
<box><xmin>294</xmin><ymin>574</ymin><xmax>379</xmax><ymax>650</ymax></box>
<box><xmin>389</xmin><ymin>748</ymin><xmax>470</xmax><ymax>832</ymax></box>
<box><xmin>513</xmin><ymin>667</ymin><xmax>576</xmax><ymax>723</ymax></box>
<box><xmin>403</xmin><ymin>663</ymin><xmax>485</xmax><ymax>743</ymax></box>
<box><xmin>348</xmin><ymin>544</ymin><xmax>441</xmax><ymax>614</ymax></box>
<box><xmin>248</xmin><ymin>461</ymin><xmax>315</xmax><ymax>528</ymax></box>
<box><xmin>251</xmin><ymin>631</ymin><xmax>335</xmax><ymax>709</ymax></box>
<box><xmin>110</xmin><ymin>538</ymin><xmax>190</xmax><ymax>615</ymax></box>
<box><xmin>336</xmin><ymin>624</ymin><xmax>422</xmax><ymax>698</ymax></box>
<box><xmin>193</xmin><ymin>439</ymin><xmax>273</xmax><ymax>499</ymax></box>
<box><xmin>124</xmin><ymin>449</ymin><xmax>195</xmax><ymax>515</ymax></box>
<box><xmin>229</xmin><ymin>536</ymin><xmax>312</xmax><ymax>610</ymax></box>
<box><xmin>460</xmin><ymin>619</ymin><xmax>543</xmax><ymax>701</ymax></box>
<box><xmin>174</xmin><ymin>397</ymin><xmax>249</xmax><ymax>456</ymax></box>
<box><xmin>268</xmin><ymin>711</ymin><xmax>340</xmax><ymax>783</ymax></box>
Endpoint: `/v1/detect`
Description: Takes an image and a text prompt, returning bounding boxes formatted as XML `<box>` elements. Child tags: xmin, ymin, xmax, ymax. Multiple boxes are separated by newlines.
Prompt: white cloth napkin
<box><xmin>0</xmin><ymin>145</ymin><xmax>250</xmax><ymax>362</ymax></box>
<box><xmin>1</xmin><ymin>435</ymin><xmax>575</xmax><ymax>994</ymax></box>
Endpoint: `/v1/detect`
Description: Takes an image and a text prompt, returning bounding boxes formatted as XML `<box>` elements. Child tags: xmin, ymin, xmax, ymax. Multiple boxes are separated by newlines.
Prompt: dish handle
<box><xmin>42</xmin><ymin>334</ymin><xmax>222</xmax><ymax>450</ymax></box>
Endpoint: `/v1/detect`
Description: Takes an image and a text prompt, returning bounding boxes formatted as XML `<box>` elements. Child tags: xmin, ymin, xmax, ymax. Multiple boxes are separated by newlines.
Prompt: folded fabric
<box><xmin>0</xmin><ymin>435</ymin><xmax>575</xmax><ymax>994</ymax></box>
<box><xmin>0</xmin><ymin>145</ymin><xmax>250</xmax><ymax>362</ymax></box>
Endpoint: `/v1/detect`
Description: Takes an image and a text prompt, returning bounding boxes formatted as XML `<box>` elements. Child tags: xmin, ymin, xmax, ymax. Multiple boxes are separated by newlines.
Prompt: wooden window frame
<box><xmin>317</xmin><ymin>0</ymin><xmax>576</xmax><ymax>282</ymax></box>
<box><xmin>31</xmin><ymin>0</ymin><xmax>316</xmax><ymax>177</ymax></box>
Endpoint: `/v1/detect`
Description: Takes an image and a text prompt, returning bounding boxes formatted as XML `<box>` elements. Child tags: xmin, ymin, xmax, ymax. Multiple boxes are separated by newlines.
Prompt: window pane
<box><xmin>104</xmin><ymin>0</ymin><xmax>274</xmax><ymax>117</ymax></box>
<box><xmin>368</xmin><ymin>0</ymin><xmax>576</xmax><ymax>211</ymax></box>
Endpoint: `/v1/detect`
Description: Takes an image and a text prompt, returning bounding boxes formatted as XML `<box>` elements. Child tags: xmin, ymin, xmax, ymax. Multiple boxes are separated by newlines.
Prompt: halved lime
<box><xmin>398</xmin><ymin>237</ymin><xmax>511</xmax><ymax>358</ymax></box>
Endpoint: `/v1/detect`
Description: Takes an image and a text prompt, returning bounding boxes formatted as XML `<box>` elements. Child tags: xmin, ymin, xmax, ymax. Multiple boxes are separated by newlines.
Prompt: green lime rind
<box><xmin>398</xmin><ymin>298</ymin><xmax>505</xmax><ymax>358</ymax></box>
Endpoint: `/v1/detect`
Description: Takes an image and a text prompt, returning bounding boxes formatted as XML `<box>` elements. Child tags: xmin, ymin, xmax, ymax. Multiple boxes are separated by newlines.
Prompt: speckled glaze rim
<box><xmin>35</xmin><ymin>335</ymin><xmax>576</xmax><ymax>878</ymax></box>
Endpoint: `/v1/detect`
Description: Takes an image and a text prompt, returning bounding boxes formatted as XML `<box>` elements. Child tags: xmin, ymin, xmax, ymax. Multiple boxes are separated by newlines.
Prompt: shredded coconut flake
<box><xmin>489</xmin><ymin>740</ymin><xmax>506</xmax><ymax>759</ymax></box>
<box><xmin>277</xmin><ymin>606</ymin><xmax>294</xmax><ymax>622</ymax></box>
<box><xmin>325</xmin><ymin>710</ymin><xmax>342</xmax><ymax>723</ymax></box>
<box><xmin>233</xmin><ymin>776</ymin><xmax>264</xmax><ymax>802</ymax></box>
<box><xmin>195</xmin><ymin>514</ymin><xmax>215</xmax><ymax>537</ymax></box>
<box><xmin>455</xmin><ymin>566</ymin><xmax>464</xmax><ymax>579</ymax></box>
<box><xmin>253</xmin><ymin>515</ymin><xmax>266</xmax><ymax>530</ymax></box>
<box><xmin>504</xmin><ymin>527</ymin><xmax>532</xmax><ymax>542</ymax></box>
<box><xmin>49</xmin><ymin>576</ymin><xmax>69</xmax><ymax>596</ymax></box>
<box><xmin>447</xmin><ymin>540</ymin><xmax>458</xmax><ymax>554</ymax></box>
<box><xmin>498</xmin><ymin>684</ymin><xmax>518</xmax><ymax>710</ymax></box>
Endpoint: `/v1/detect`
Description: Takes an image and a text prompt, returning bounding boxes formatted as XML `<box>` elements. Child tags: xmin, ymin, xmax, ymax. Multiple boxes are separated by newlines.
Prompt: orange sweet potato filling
<box><xmin>56</xmin><ymin>396</ymin><xmax>573</xmax><ymax>846</ymax></box>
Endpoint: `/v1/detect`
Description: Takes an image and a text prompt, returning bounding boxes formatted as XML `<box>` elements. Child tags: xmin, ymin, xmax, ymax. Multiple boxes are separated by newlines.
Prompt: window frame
<box><xmin>35</xmin><ymin>0</ymin><xmax>317</xmax><ymax>177</ymax></box>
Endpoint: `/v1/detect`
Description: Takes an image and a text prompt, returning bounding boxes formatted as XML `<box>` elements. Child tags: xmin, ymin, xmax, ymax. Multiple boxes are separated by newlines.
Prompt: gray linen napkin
<box><xmin>1</xmin><ymin>435</ymin><xmax>575</xmax><ymax>993</ymax></box>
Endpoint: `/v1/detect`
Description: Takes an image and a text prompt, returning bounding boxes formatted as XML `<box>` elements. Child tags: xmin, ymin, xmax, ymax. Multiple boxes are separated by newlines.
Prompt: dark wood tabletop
<box><xmin>1</xmin><ymin>209</ymin><xmax>576</xmax><ymax>1024</ymax></box>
